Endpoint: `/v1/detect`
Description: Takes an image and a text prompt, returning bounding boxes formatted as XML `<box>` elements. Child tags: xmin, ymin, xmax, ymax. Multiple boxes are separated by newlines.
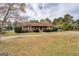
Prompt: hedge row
<box><xmin>33</xmin><ymin>28</ymin><xmax>39</xmax><ymax>32</ymax></box>
<box><xmin>43</xmin><ymin>28</ymin><xmax>58</xmax><ymax>32</ymax></box>
<box><xmin>14</xmin><ymin>27</ymin><xmax>58</xmax><ymax>33</ymax></box>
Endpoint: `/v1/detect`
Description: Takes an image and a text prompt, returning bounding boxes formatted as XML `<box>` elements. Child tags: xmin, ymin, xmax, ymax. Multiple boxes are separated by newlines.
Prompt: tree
<box><xmin>64</xmin><ymin>14</ymin><xmax>74</xmax><ymax>24</ymax></box>
<box><xmin>73</xmin><ymin>19</ymin><xmax>79</xmax><ymax>27</ymax></box>
<box><xmin>40</xmin><ymin>18</ymin><xmax>51</xmax><ymax>23</ymax></box>
<box><xmin>53</xmin><ymin>14</ymin><xmax>74</xmax><ymax>30</ymax></box>
<box><xmin>0</xmin><ymin>3</ymin><xmax>26</xmax><ymax>43</ymax></box>
<box><xmin>53</xmin><ymin>17</ymin><xmax>64</xmax><ymax>25</ymax></box>
<box><xmin>40</xmin><ymin>19</ymin><xmax>45</xmax><ymax>22</ymax></box>
<box><xmin>44</xmin><ymin>18</ymin><xmax>51</xmax><ymax>23</ymax></box>
<box><xmin>75</xmin><ymin>19</ymin><xmax>79</xmax><ymax>24</ymax></box>
<box><xmin>0</xmin><ymin>3</ymin><xmax>26</xmax><ymax>31</ymax></box>
<box><xmin>52</xmin><ymin>18</ymin><xmax>58</xmax><ymax>25</ymax></box>
<box><xmin>5</xmin><ymin>20</ymin><xmax>13</xmax><ymax>30</ymax></box>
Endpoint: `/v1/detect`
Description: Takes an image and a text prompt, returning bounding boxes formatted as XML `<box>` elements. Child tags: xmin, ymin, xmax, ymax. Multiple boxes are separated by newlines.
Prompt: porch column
<box><xmin>41</xmin><ymin>27</ymin><xmax>43</xmax><ymax>32</ymax></box>
<box><xmin>29</xmin><ymin>26</ymin><xmax>33</xmax><ymax>31</ymax></box>
<box><xmin>28</xmin><ymin>26</ymin><xmax>29</xmax><ymax>31</ymax></box>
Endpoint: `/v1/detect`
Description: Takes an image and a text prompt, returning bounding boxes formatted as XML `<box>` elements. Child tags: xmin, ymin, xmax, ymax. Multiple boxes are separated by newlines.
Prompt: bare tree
<box><xmin>0</xmin><ymin>3</ymin><xmax>26</xmax><ymax>44</ymax></box>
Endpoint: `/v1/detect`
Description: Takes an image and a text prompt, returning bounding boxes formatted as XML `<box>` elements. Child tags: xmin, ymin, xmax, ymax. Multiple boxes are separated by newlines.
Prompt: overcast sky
<box><xmin>21</xmin><ymin>3</ymin><xmax>79</xmax><ymax>21</ymax></box>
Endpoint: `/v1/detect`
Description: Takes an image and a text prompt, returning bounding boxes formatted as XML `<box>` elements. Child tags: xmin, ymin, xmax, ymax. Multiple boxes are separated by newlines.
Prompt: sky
<box><xmin>21</xmin><ymin>3</ymin><xmax>79</xmax><ymax>21</ymax></box>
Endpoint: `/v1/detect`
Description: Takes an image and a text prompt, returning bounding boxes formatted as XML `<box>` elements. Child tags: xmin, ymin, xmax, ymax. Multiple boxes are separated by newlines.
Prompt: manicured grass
<box><xmin>0</xmin><ymin>31</ymin><xmax>79</xmax><ymax>56</ymax></box>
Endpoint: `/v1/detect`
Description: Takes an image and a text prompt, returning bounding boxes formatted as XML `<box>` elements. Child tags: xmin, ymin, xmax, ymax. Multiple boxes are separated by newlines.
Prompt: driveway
<box><xmin>1</xmin><ymin>31</ymin><xmax>79</xmax><ymax>40</ymax></box>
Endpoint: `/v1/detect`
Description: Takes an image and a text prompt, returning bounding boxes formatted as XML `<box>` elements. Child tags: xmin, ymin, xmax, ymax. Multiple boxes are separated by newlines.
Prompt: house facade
<box><xmin>15</xmin><ymin>21</ymin><xmax>54</xmax><ymax>32</ymax></box>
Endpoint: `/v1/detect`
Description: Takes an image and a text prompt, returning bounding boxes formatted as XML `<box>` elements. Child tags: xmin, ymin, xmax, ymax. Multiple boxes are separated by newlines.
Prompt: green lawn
<box><xmin>0</xmin><ymin>31</ymin><xmax>79</xmax><ymax>56</ymax></box>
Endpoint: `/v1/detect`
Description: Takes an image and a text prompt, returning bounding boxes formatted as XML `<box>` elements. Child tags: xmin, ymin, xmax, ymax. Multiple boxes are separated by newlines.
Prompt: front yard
<box><xmin>0</xmin><ymin>31</ymin><xmax>79</xmax><ymax>56</ymax></box>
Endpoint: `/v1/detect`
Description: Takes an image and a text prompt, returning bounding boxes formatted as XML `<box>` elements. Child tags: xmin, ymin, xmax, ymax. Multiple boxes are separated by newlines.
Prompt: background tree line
<box><xmin>29</xmin><ymin>14</ymin><xmax>79</xmax><ymax>31</ymax></box>
<box><xmin>3</xmin><ymin>14</ymin><xmax>79</xmax><ymax>32</ymax></box>
<box><xmin>52</xmin><ymin>14</ymin><xmax>79</xmax><ymax>31</ymax></box>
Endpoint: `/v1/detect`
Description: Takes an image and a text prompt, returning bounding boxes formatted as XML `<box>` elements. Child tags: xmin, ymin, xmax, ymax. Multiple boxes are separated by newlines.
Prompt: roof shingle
<box><xmin>18</xmin><ymin>22</ymin><xmax>53</xmax><ymax>27</ymax></box>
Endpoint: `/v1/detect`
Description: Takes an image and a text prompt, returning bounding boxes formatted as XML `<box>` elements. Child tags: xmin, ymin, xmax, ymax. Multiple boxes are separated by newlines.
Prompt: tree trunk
<box><xmin>0</xmin><ymin>4</ymin><xmax>13</xmax><ymax>44</ymax></box>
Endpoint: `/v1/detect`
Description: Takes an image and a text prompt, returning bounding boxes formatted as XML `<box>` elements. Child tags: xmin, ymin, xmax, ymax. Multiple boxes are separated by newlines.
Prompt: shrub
<box><xmin>33</xmin><ymin>28</ymin><xmax>39</xmax><ymax>32</ymax></box>
<box><xmin>56</xmin><ymin>24</ymin><xmax>73</xmax><ymax>31</ymax></box>
<box><xmin>43</xmin><ymin>29</ymin><xmax>51</xmax><ymax>32</ymax></box>
<box><xmin>14</xmin><ymin>26</ymin><xmax>23</xmax><ymax>33</ymax></box>
<box><xmin>51</xmin><ymin>28</ymin><xmax>58</xmax><ymax>32</ymax></box>
<box><xmin>6</xmin><ymin>25</ymin><xmax>13</xmax><ymax>31</ymax></box>
<box><xmin>43</xmin><ymin>28</ymin><xmax>58</xmax><ymax>32</ymax></box>
<box><xmin>14</xmin><ymin>26</ymin><xmax>29</xmax><ymax>33</ymax></box>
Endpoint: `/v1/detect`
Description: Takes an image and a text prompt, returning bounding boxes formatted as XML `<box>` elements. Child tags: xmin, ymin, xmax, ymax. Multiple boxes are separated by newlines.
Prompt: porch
<box><xmin>22</xmin><ymin>26</ymin><xmax>53</xmax><ymax>32</ymax></box>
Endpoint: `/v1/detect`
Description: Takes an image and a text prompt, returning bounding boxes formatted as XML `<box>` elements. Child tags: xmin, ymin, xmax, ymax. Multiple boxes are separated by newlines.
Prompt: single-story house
<box><xmin>72</xmin><ymin>25</ymin><xmax>79</xmax><ymax>31</ymax></box>
<box><xmin>15</xmin><ymin>22</ymin><xmax>54</xmax><ymax>32</ymax></box>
